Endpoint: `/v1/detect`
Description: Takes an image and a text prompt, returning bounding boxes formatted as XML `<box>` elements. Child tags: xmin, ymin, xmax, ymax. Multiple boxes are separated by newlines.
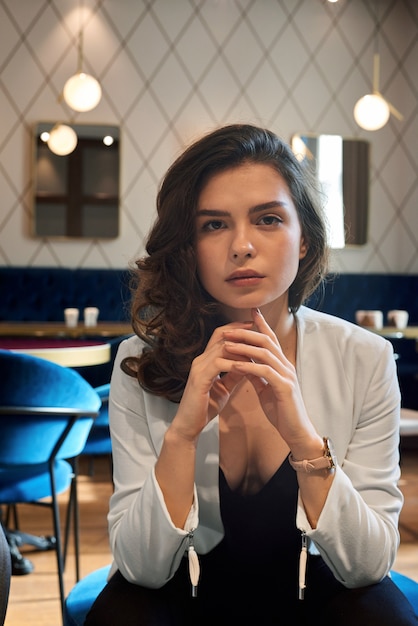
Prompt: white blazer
<box><xmin>107</xmin><ymin>306</ymin><xmax>402</xmax><ymax>589</ymax></box>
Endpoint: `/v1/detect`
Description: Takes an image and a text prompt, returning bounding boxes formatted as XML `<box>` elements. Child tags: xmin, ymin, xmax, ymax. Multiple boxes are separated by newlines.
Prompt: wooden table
<box><xmin>0</xmin><ymin>321</ymin><xmax>132</xmax><ymax>339</ymax></box>
<box><xmin>362</xmin><ymin>326</ymin><xmax>418</xmax><ymax>340</ymax></box>
<box><xmin>0</xmin><ymin>337</ymin><xmax>112</xmax><ymax>367</ymax></box>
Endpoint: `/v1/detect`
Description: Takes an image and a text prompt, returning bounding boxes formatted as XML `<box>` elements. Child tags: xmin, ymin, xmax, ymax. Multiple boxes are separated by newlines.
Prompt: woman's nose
<box><xmin>230</xmin><ymin>231</ymin><xmax>255</xmax><ymax>259</ymax></box>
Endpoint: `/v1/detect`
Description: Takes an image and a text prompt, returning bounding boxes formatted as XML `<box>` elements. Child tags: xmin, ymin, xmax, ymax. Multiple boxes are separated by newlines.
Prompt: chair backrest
<box><xmin>0</xmin><ymin>350</ymin><xmax>101</xmax><ymax>466</ymax></box>
<box><xmin>0</xmin><ymin>524</ymin><xmax>11</xmax><ymax>626</ymax></box>
<box><xmin>93</xmin><ymin>383</ymin><xmax>110</xmax><ymax>428</ymax></box>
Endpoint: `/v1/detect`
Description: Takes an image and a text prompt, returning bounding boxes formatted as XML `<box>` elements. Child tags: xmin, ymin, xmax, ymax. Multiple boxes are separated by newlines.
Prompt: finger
<box><xmin>251</xmin><ymin>307</ymin><xmax>278</xmax><ymax>341</ymax></box>
<box><xmin>222</xmin><ymin>328</ymin><xmax>274</xmax><ymax>351</ymax></box>
<box><xmin>207</xmin><ymin>320</ymin><xmax>253</xmax><ymax>349</ymax></box>
<box><xmin>246</xmin><ymin>372</ymin><xmax>269</xmax><ymax>394</ymax></box>
<box><xmin>222</xmin><ymin>318</ymin><xmax>281</xmax><ymax>354</ymax></box>
<box><xmin>218</xmin><ymin>368</ymin><xmax>246</xmax><ymax>394</ymax></box>
<box><xmin>231</xmin><ymin>359</ymin><xmax>273</xmax><ymax>387</ymax></box>
<box><xmin>223</xmin><ymin>339</ymin><xmax>279</xmax><ymax>368</ymax></box>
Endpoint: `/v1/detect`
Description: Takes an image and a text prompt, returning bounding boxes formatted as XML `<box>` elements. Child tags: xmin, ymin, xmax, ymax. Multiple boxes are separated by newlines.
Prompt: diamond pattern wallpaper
<box><xmin>0</xmin><ymin>0</ymin><xmax>417</xmax><ymax>272</ymax></box>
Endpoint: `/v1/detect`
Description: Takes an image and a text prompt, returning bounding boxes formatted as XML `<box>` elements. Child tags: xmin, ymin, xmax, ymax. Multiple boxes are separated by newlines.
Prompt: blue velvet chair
<box><xmin>391</xmin><ymin>571</ymin><xmax>418</xmax><ymax>615</ymax></box>
<box><xmin>63</xmin><ymin>566</ymin><xmax>418</xmax><ymax>626</ymax></box>
<box><xmin>0</xmin><ymin>349</ymin><xmax>101</xmax><ymax>621</ymax></box>
<box><xmin>64</xmin><ymin>564</ymin><xmax>111</xmax><ymax>626</ymax></box>
<box><xmin>81</xmin><ymin>384</ymin><xmax>112</xmax><ymax>475</ymax></box>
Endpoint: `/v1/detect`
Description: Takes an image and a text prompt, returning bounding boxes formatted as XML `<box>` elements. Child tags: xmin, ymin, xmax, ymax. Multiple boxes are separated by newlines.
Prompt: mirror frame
<box><xmin>32</xmin><ymin>122</ymin><xmax>120</xmax><ymax>239</ymax></box>
<box><xmin>291</xmin><ymin>133</ymin><xmax>370</xmax><ymax>247</ymax></box>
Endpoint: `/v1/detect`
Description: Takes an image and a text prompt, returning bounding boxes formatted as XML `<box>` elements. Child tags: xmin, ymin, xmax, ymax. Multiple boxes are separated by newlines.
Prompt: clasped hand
<box><xmin>172</xmin><ymin>308</ymin><xmax>312</xmax><ymax>449</ymax></box>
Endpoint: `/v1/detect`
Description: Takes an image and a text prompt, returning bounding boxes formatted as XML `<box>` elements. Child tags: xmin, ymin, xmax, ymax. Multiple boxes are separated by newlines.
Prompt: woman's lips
<box><xmin>226</xmin><ymin>272</ymin><xmax>264</xmax><ymax>287</ymax></box>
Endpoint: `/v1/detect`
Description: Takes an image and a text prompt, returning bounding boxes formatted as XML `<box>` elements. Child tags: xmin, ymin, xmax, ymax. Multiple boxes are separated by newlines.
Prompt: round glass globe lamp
<box><xmin>47</xmin><ymin>124</ymin><xmax>78</xmax><ymax>156</ymax></box>
<box><xmin>63</xmin><ymin>72</ymin><xmax>102</xmax><ymax>112</ymax></box>
<box><xmin>353</xmin><ymin>94</ymin><xmax>390</xmax><ymax>131</ymax></box>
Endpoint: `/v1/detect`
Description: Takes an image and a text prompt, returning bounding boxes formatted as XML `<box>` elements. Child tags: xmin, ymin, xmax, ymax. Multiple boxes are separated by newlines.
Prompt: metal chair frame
<box><xmin>0</xmin><ymin>405</ymin><xmax>99</xmax><ymax>621</ymax></box>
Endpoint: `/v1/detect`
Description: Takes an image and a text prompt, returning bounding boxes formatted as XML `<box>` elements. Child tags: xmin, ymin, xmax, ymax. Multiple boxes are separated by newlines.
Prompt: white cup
<box><xmin>64</xmin><ymin>307</ymin><xmax>79</xmax><ymax>328</ymax></box>
<box><xmin>387</xmin><ymin>309</ymin><xmax>409</xmax><ymax>329</ymax></box>
<box><xmin>84</xmin><ymin>307</ymin><xmax>99</xmax><ymax>327</ymax></box>
<box><xmin>355</xmin><ymin>310</ymin><xmax>383</xmax><ymax>329</ymax></box>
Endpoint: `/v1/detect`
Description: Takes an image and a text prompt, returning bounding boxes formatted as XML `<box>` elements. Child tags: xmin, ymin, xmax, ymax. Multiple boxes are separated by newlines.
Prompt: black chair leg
<box><xmin>72</xmin><ymin>459</ymin><xmax>81</xmax><ymax>582</ymax></box>
<box><xmin>63</xmin><ymin>475</ymin><xmax>75</xmax><ymax>570</ymax></box>
<box><xmin>44</xmin><ymin>460</ymin><xmax>66</xmax><ymax>624</ymax></box>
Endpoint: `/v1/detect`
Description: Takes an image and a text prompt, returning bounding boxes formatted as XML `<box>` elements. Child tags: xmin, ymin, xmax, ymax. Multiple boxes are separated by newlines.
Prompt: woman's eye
<box><xmin>258</xmin><ymin>214</ymin><xmax>282</xmax><ymax>226</ymax></box>
<box><xmin>202</xmin><ymin>220</ymin><xmax>225</xmax><ymax>231</ymax></box>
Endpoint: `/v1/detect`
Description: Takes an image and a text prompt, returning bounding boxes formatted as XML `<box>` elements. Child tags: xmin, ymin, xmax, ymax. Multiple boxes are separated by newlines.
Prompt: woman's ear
<box><xmin>299</xmin><ymin>237</ymin><xmax>308</xmax><ymax>260</ymax></box>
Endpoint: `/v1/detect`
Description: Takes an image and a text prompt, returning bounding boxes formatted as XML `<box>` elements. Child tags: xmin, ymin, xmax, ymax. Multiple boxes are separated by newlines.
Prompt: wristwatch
<box><xmin>288</xmin><ymin>437</ymin><xmax>337</xmax><ymax>473</ymax></box>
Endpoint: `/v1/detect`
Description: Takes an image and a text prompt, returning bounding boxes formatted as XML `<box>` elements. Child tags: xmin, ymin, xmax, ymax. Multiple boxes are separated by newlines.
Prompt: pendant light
<box><xmin>62</xmin><ymin>0</ymin><xmax>102</xmax><ymax>112</ymax></box>
<box><xmin>354</xmin><ymin>2</ymin><xmax>403</xmax><ymax>131</ymax></box>
<box><xmin>47</xmin><ymin>124</ymin><xmax>78</xmax><ymax>156</ymax></box>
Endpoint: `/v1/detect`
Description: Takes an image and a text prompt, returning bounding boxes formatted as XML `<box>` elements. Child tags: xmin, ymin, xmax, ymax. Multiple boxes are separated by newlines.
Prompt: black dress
<box><xmin>85</xmin><ymin>459</ymin><xmax>418</xmax><ymax>625</ymax></box>
<box><xmin>194</xmin><ymin>460</ymin><xmax>302</xmax><ymax>622</ymax></box>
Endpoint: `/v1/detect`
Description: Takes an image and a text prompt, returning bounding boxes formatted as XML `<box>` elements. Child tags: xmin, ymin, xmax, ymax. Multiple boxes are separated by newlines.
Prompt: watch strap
<box><xmin>288</xmin><ymin>437</ymin><xmax>336</xmax><ymax>473</ymax></box>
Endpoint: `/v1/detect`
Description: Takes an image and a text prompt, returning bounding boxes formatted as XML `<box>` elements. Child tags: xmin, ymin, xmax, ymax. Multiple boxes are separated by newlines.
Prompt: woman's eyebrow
<box><xmin>250</xmin><ymin>200</ymin><xmax>287</xmax><ymax>214</ymax></box>
<box><xmin>196</xmin><ymin>201</ymin><xmax>287</xmax><ymax>218</ymax></box>
<box><xmin>196</xmin><ymin>208</ymin><xmax>229</xmax><ymax>217</ymax></box>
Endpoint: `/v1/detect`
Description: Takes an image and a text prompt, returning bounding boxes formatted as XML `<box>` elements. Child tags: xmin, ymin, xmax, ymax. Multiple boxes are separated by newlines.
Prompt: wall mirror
<box><xmin>32</xmin><ymin>122</ymin><xmax>120</xmax><ymax>239</ymax></box>
<box><xmin>291</xmin><ymin>133</ymin><xmax>370</xmax><ymax>247</ymax></box>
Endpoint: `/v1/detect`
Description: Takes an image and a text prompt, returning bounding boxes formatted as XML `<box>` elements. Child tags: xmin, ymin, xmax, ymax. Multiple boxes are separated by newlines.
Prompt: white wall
<box><xmin>0</xmin><ymin>0</ymin><xmax>417</xmax><ymax>272</ymax></box>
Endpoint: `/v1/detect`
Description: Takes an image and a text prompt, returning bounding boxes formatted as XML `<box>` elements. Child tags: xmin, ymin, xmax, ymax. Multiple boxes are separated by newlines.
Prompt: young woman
<box><xmin>86</xmin><ymin>124</ymin><xmax>417</xmax><ymax>625</ymax></box>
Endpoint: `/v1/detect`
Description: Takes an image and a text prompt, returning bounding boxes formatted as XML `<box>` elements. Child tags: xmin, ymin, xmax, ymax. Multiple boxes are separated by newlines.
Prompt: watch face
<box><xmin>324</xmin><ymin>437</ymin><xmax>337</xmax><ymax>468</ymax></box>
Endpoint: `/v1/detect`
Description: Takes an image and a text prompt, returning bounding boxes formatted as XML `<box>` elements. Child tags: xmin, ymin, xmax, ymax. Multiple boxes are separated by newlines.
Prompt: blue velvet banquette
<box><xmin>0</xmin><ymin>268</ymin><xmax>417</xmax><ymax>407</ymax></box>
<box><xmin>1</xmin><ymin>267</ymin><xmax>416</xmax><ymax>327</ymax></box>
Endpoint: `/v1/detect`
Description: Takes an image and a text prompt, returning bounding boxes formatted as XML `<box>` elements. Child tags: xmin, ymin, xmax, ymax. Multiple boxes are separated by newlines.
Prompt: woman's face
<box><xmin>195</xmin><ymin>163</ymin><xmax>307</xmax><ymax>317</ymax></box>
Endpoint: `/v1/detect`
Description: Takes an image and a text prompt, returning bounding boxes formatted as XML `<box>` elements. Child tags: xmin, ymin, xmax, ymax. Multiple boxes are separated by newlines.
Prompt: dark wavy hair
<box><xmin>122</xmin><ymin>123</ymin><xmax>329</xmax><ymax>402</ymax></box>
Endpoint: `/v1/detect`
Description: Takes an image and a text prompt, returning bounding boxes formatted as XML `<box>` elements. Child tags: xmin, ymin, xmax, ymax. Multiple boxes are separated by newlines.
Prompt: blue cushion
<box><xmin>82</xmin><ymin>434</ymin><xmax>112</xmax><ymax>456</ymax></box>
<box><xmin>391</xmin><ymin>571</ymin><xmax>418</xmax><ymax>614</ymax></box>
<box><xmin>64</xmin><ymin>565</ymin><xmax>111</xmax><ymax>626</ymax></box>
<box><xmin>82</xmin><ymin>384</ymin><xmax>111</xmax><ymax>456</ymax></box>
<box><xmin>63</xmin><ymin>567</ymin><xmax>418</xmax><ymax>626</ymax></box>
<box><xmin>0</xmin><ymin>459</ymin><xmax>72</xmax><ymax>502</ymax></box>
<box><xmin>0</xmin><ymin>350</ymin><xmax>101</xmax><ymax>465</ymax></box>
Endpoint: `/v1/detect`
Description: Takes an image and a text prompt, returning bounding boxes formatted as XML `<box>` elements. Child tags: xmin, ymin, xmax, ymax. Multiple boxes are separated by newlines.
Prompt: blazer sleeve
<box><xmin>107</xmin><ymin>337</ymin><xmax>199</xmax><ymax>587</ymax></box>
<box><xmin>296</xmin><ymin>319</ymin><xmax>403</xmax><ymax>588</ymax></box>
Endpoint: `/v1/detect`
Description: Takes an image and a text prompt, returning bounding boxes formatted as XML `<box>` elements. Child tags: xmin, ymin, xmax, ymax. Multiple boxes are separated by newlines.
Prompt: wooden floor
<box><xmin>3</xmin><ymin>447</ymin><xmax>418</xmax><ymax>626</ymax></box>
<box><xmin>4</xmin><ymin>456</ymin><xmax>113</xmax><ymax>626</ymax></box>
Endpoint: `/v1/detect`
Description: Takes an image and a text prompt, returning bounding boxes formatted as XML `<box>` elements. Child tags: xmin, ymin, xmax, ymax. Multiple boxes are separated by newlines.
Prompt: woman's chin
<box><xmin>220</xmin><ymin>304</ymin><xmax>256</xmax><ymax>322</ymax></box>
